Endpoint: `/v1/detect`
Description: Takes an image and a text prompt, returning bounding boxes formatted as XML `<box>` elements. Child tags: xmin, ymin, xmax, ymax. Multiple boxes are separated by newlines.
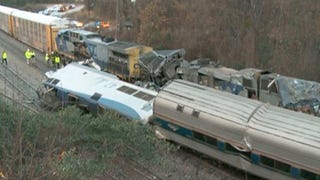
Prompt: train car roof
<box><xmin>86</xmin><ymin>38</ymin><xmax>116</xmax><ymax>44</ymax></box>
<box><xmin>107</xmin><ymin>41</ymin><xmax>142</xmax><ymax>51</ymax></box>
<box><xmin>9</xmin><ymin>7</ymin><xmax>69</xmax><ymax>27</ymax></box>
<box><xmin>198</xmin><ymin>66</ymin><xmax>238</xmax><ymax>81</ymax></box>
<box><xmin>250</xmin><ymin>104</ymin><xmax>320</xmax><ymax>147</ymax></box>
<box><xmin>44</xmin><ymin>63</ymin><xmax>157</xmax><ymax>123</ymax></box>
<box><xmin>0</xmin><ymin>5</ymin><xmax>16</xmax><ymax>14</ymax></box>
<box><xmin>58</xmin><ymin>29</ymin><xmax>100</xmax><ymax>36</ymax></box>
<box><xmin>158</xmin><ymin>79</ymin><xmax>262</xmax><ymax>126</ymax></box>
<box><xmin>249</xmin><ymin>104</ymin><xmax>320</xmax><ymax>171</ymax></box>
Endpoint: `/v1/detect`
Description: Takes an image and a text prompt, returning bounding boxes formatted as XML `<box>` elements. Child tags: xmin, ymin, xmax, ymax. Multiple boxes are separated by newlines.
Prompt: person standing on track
<box><xmin>2</xmin><ymin>50</ymin><xmax>7</xmax><ymax>65</ymax></box>
<box><xmin>55</xmin><ymin>54</ymin><xmax>61</xmax><ymax>69</ymax></box>
<box><xmin>25</xmin><ymin>49</ymin><xmax>31</xmax><ymax>64</ymax></box>
<box><xmin>45</xmin><ymin>53</ymin><xmax>50</xmax><ymax>67</ymax></box>
<box><xmin>51</xmin><ymin>51</ymin><xmax>56</xmax><ymax>67</ymax></box>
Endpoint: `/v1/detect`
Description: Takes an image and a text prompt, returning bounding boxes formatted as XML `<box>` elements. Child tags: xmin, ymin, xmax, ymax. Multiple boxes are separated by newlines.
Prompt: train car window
<box><xmin>261</xmin><ymin>78</ymin><xmax>278</xmax><ymax>93</ymax></box>
<box><xmin>176</xmin><ymin>104</ymin><xmax>184</xmax><ymax>112</ymax></box>
<box><xmin>274</xmin><ymin>160</ymin><xmax>290</xmax><ymax>173</ymax></box>
<box><xmin>113</xmin><ymin>51</ymin><xmax>129</xmax><ymax>59</ymax></box>
<box><xmin>213</xmin><ymin>78</ymin><xmax>224</xmax><ymax>87</ymax></box>
<box><xmin>52</xmin><ymin>79</ymin><xmax>60</xmax><ymax>85</ymax></box>
<box><xmin>225</xmin><ymin>143</ymin><xmax>239</xmax><ymax>154</ymax></box>
<box><xmin>91</xmin><ymin>92</ymin><xmax>102</xmax><ymax>101</ymax></box>
<box><xmin>68</xmin><ymin>94</ymin><xmax>79</xmax><ymax>104</ymax></box>
<box><xmin>64</xmin><ymin>35</ymin><xmax>69</xmax><ymax>41</ymax></box>
<box><xmin>133</xmin><ymin>91</ymin><xmax>155</xmax><ymax>101</ymax></box>
<box><xmin>300</xmin><ymin>169</ymin><xmax>317</xmax><ymax>180</ymax></box>
<box><xmin>269</xmin><ymin>82</ymin><xmax>278</xmax><ymax>93</ymax></box>
<box><xmin>261</xmin><ymin>79</ymin><xmax>269</xmax><ymax>90</ymax></box>
<box><xmin>243</xmin><ymin>78</ymin><xmax>253</xmax><ymax>89</ymax></box>
<box><xmin>240</xmin><ymin>151</ymin><xmax>251</xmax><ymax>160</ymax></box>
<box><xmin>192</xmin><ymin>110</ymin><xmax>200</xmax><ymax>117</ymax></box>
<box><xmin>217</xmin><ymin>141</ymin><xmax>225</xmax><ymax>151</ymax></box>
<box><xmin>46</xmin><ymin>78</ymin><xmax>60</xmax><ymax>85</ymax></box>
<box><xmin>290</xmin><ymin>167</ymin><xmax>300</xmax><ymax>178</ymax></box>
<box><xmin>117</xmin><ymin>85</ymin><xmax>137</xmax><ymax>95</ymax></box>
<box><xmin>260</xmin><ymin>155</ymin><xmax>274</xmax><ymax>168</ymax></box>
<box><xmin>193</xmin><ymin>131</ymin><xmax>205</xmax><ymax>142</ymax></box>
<box><xmin>205</xmin><ymin>136</ymin><xmax>217</xmax><ymax>147</ymax></box>
<box><xmin>199</xmin><ymin>75</ymin><xmax>209</xmax><ymax>86</ymax></box>
<box><xmin>251</xmin><ymin>153</ymin><xmax>260</xmax><ymax>164</ymax></box>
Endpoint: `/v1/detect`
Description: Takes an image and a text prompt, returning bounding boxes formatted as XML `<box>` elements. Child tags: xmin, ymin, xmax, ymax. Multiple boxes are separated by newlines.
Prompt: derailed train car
<box><xmin>181</xmin><ymin>61</ymin><xmax>320</xmax><ymax>116</ymax></box>
<box><xmin>0</xmin><ymin>5</ymin><xmax>69</xmax><ymax>53</ymax></box>
<box><xmin>55</xmin><ymin>29</ymin><xmax>102</xmax><ymax>60</ymax></box>
<box><xmin>55</xmin><ymin>29</ymin><xmax>154</xmax><ymax>82</ymax></box>
<box><xmin>85</xmin><ymin>38</ymin><xmax>153</xmax><ymax>82</ymax></box>
<box><xmin>153</xmin><ymin>79</ymin><xmax>320</xmax><ymax>180</ymax></box>
<box><xmin>42</xmin><ymin>63</ymin><xmax>157</xmax><ymax>124</ymax></box>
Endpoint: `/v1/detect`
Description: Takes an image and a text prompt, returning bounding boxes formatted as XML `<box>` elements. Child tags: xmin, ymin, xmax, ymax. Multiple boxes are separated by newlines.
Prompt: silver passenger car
<box><xmin>153</xmin><ymin>79</ymin><xmax>320</xmax><ymax>180</ymax></box>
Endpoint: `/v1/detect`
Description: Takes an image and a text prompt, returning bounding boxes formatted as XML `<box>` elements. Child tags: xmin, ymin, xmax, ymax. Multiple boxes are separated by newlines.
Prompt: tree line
<box><xmin>3</xmin><ymin>0</ymin><xmax>320</xmax><ymax>82</ymax></box>
<box><xmin>93</xmin><ymin>0</ymin><xmax>320</xmax><ymax>82</ymax></box>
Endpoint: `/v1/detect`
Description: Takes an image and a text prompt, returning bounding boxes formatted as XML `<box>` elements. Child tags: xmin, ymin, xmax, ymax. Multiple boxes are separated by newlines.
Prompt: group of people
<box><xmin>1</xmin><ymin>49</ymin><xmax>35</xmax><ymax>65</ymax></box>
<box><xmin>45</xmin><ymin>51</ymin><xmax>61</xmax><ymax>69</ymax></box>
<box><xmin>2</xmin><ymin>49</ymin><xmax>62</xmax><ymax>69</ymax></box>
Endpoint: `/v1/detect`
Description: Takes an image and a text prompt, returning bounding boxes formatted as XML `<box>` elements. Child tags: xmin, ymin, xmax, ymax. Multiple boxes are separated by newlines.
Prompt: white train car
<box><xmin>43</xmin><ymin>63</ymin><xmax>157</xmax><ymax>124</ymax></box>
<box><xmin>153</xmin><ymin>79</ymin><xmax>320</xmax><ymax>180</ymax></box>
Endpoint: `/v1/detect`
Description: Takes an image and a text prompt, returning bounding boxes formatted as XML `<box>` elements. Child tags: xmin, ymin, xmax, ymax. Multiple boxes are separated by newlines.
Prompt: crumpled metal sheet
<box><xmin>277</xmin><ymin>76</ymin><xmax>320</xmax><ymax>115</ymax></box>
<box><xmin>139</xmin><ymin>49</ymin><xmax>185</xmax><ymax>76</ymax></box>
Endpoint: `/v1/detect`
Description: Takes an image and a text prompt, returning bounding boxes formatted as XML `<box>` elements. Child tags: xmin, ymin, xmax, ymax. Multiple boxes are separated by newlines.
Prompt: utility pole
<box><xmin>87</xmin><ymin>0</ymin><xmax>90</xmax><ymax>16</ymax></box>
<box><xmin>87</xmin><ymin>0</ymin><xmax>95</xmax><ymax>17</ymax></box>
<box><xmin>115</xmin><ymin>0</ymin><xmax>119</xmax><ymax>41</ymax></box>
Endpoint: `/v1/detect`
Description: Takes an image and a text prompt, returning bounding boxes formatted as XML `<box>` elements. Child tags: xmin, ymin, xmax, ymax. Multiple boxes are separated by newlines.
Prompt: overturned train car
<box><xmin>42</xmin><ymin>63</ymin><xmax>157</xmax><ymax>124</ymax></box>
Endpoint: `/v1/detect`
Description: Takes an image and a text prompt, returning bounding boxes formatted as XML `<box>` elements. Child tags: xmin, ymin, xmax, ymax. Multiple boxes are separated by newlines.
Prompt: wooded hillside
<box><xmin>92</xmin><ymin>0</ymin><xmax>320</xmax><ymax>82</ymax></box>
<box><xmin>3</xmin><ymin>0</ymin><xmax>320</xmax><ymax>81</ymax></box>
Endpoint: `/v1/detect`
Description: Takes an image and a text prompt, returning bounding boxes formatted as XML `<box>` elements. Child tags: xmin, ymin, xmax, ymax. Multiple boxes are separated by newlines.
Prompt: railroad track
<box><xmin>175</xmin><ymin>148</ymin><xmax>250</xmax><ymax>180</ymax></box>
<box><xmin>106</xmin><ymin>157</ymin><xmax>163</xmax><ymax>180</ymax></box>
<box><xmin>0</xmin><ymin>64</ymin><xmax>41</xmax><ymax>112</ymax></box>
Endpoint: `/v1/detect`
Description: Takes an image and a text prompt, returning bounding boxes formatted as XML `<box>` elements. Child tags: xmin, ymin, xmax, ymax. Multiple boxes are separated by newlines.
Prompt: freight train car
<box><xmin>0</xmin><ymin>5</ymin><xmax>69</xmax><ymax>53</ymax></box>
<box><xmin>0</xmin><ymin>5</ymin><xmax>15</xmax><ymax>34</ymax></box>
<box><xmin>153</xmin><ymin>79</ymin><xmax>320</xmax><ymax>180</ymax></box>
